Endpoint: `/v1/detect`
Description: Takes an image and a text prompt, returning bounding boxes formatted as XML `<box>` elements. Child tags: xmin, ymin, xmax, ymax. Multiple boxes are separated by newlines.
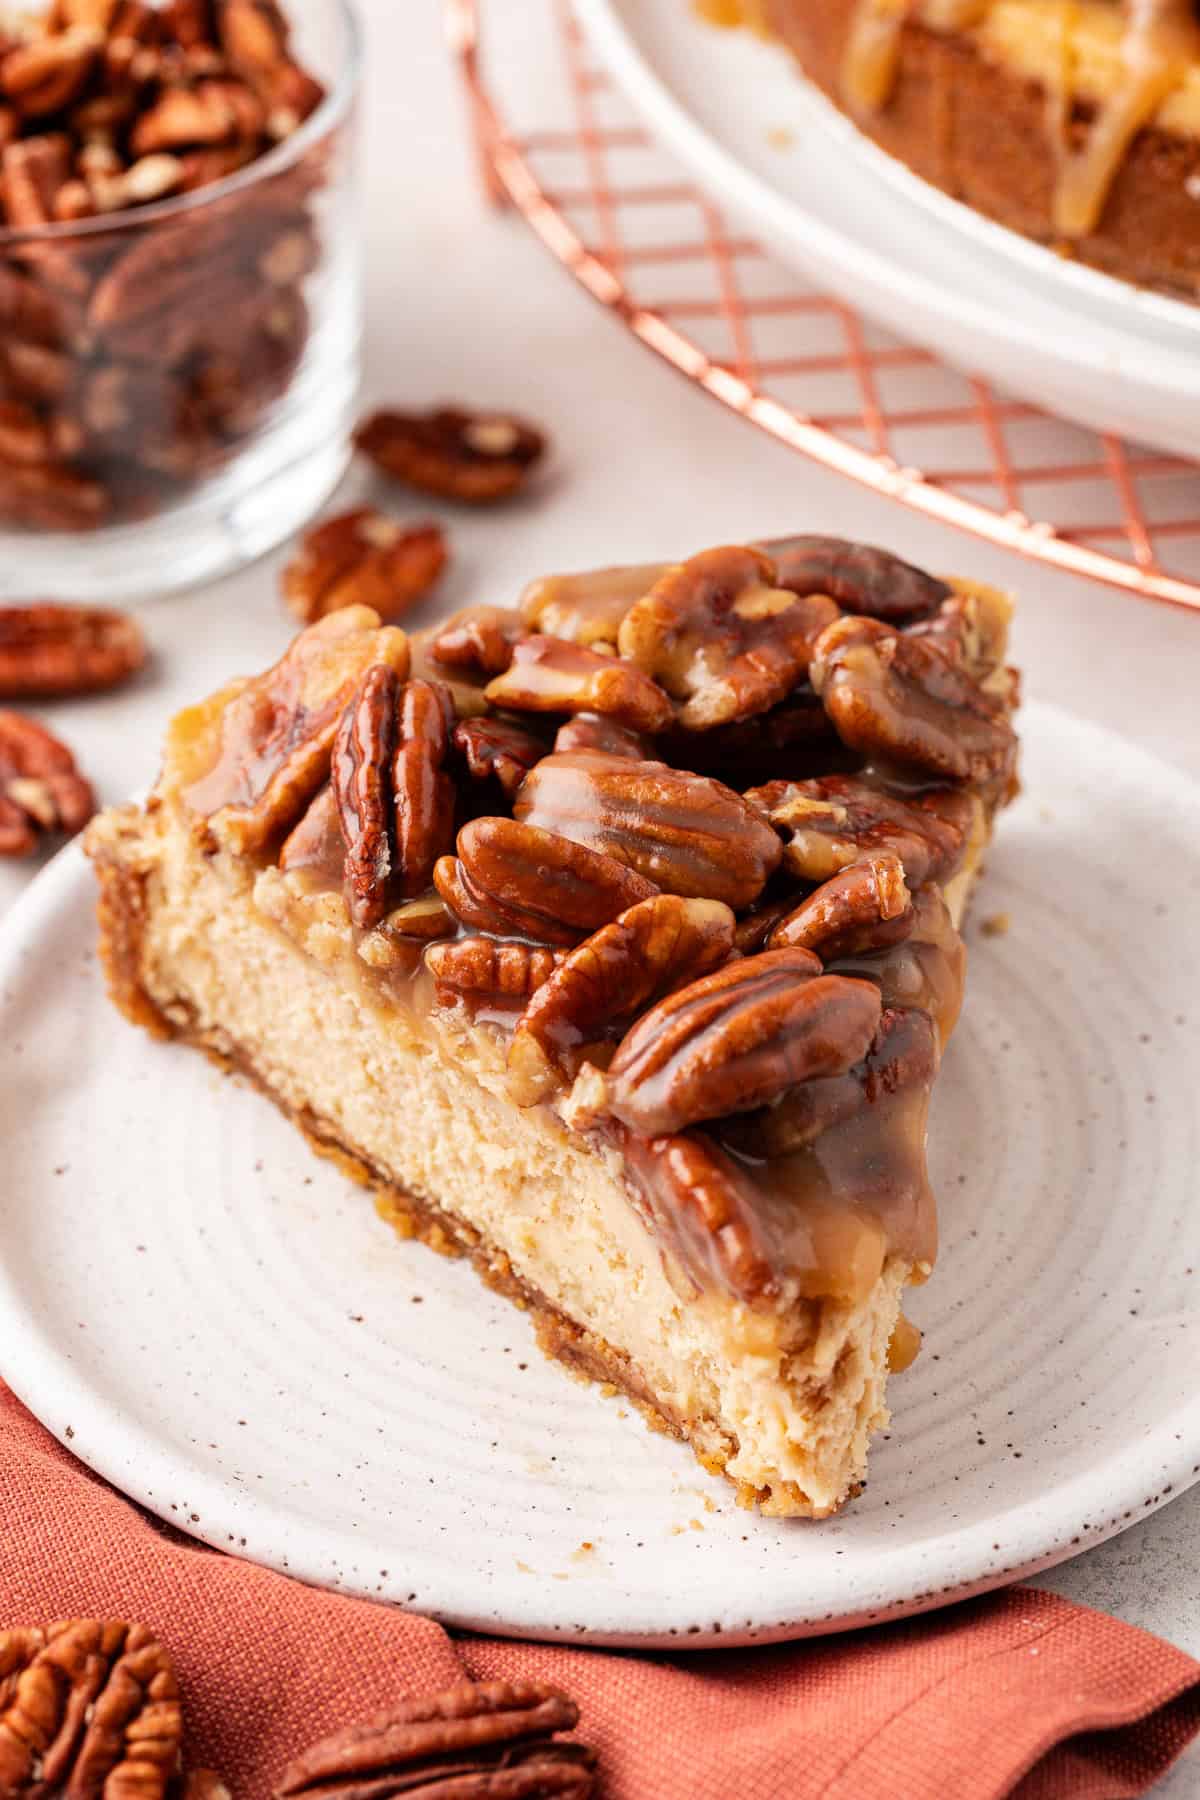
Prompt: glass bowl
<box><xmin>0</xmin><ymin>0</ymin><xmax>362</xmax><ymax>602</ymax></box>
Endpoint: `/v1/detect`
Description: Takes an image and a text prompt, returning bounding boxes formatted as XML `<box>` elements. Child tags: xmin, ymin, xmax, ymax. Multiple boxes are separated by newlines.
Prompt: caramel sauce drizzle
<box><xmin>834</xmin><ymin>0</ymin><xmax>1199</xmax><ymax>238</ymax></box>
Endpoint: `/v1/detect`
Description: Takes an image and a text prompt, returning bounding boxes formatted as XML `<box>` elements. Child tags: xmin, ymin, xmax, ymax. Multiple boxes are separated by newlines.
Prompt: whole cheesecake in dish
<box><xmin>87</xmin><ymin>537</ymin><xmax>1018</xmax><ymax>1518</ymax></box>
<box><xmin>702</xmin><ymin>0</ymin><xmax>1200</xmax><ymax>298</ymax></box>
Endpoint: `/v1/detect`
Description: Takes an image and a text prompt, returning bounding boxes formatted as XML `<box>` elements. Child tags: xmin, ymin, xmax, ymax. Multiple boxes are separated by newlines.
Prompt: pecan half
<box><xmin>282</xmin><ymin>509</ymin><xmax>448</xmax><ymax>625</ymax></box>
<box><xmin>727</xmin><ymin>1004</ymin><xmax>940</xmax><ymax>1159</ymax></box>
<box><xmin>484</xmin><ymin>636</ymin><xmax>673</xmax><ymax>735</ymax></box>
<box><xmin>426</xmin><ymin>936</ymin><xmax>561</xmax><ymax>1009</ymax></box>
<box><xmin>331</xmin><ymin>662</ymin><xmax>398</xmax><ymax>930</ymax></box>
<box><xmin>617</xmin><ymin>545</ymin><xmax>839</xmax><ymax>730</ymax></box>
<box><xmin>393</xmin><ymin>677</ymin><xmax>456</xmax><ymax>898</ymax></box>
<box><xmin>183</xmin><ymin>607</ymin><xmax>410</xmax><ymax>854</ymax></box>
<box><xmin>768</xmin><ymin>853</ymin><xmax>913</xmax><ymax>959</ymax></box>
<box><xmin>810</xmin><ymin>615</ymin><xmax>1017</xmax><ymax>785</ymax></box>
<box><xmin>514</xmin><ymin>750</ymin><xmax>781</xmax><ymax>910</ymax></box>
<box><xmin>428</xmin><ymin>605</ymin><xmax>523</xmax><ymax>679</ymax></box>
<box><xmin>0</xmin><ymin>602</ymin><xmax>146</xmax><ymax>698</ymax></box>
<box><xmin>356</xmin><ymin>406</ymin><xmax>546</xmax><ymax>505</ymax></box>
<box><xmin>759</xmin><ymin>534</ymin><xmax>950</xmax><ymax>623</ymax></box>
<box><xmin>903</xmin><ymin>579</ymin><xmax>1014</xmax><ymax>680</ymax></box>
<box><xmin>275</xmin><ymin>1680</ymin><xmax>595</xmax><ymax>1800</ymax></box>
<box><xmin>580</xmin><ymin>948</ymin><xmax>882</xmax><ymax>1137</ymax></box>
<box><xmin>620</xmin><ymin>1128</ymin><xmax>781</xmax><ymax>1304</ymax></box>
<box><xmin>0</xmin><ymin>1619</ymin><xmax>182</xmax><ymax>1798</ymax></box>
<box><xmin>2</xmin><ymin>31</ymin><xmax>102</xmax><ymax>119</ymax></box>
<box><xmin>453</xmin><ymin>714</ymin><xmax>545</xmax><ymax>799</ymax></box>
<box><xmin>746</xmin><ymin>772</ymin><xmax>977</xmax><ymax>888</ymax></box>
<box><xmin>507</xmin><ymin>893</ymin><xmax>736</xmax><ymax>1106</ymax></box>
<box><xmin>0</xmin><ymin>460</ymin><xmax>108</xmax><ymax>531</ymax></box>
<box><xmin>553</xmin><ymin>713</ymin><xmax>649</xmax><ymax>759</ymax></box>
<box><xmin>519</xmin><ymin>561</ymin><xmax>667</xmax><ymax>648</ymax></box>
<box><xmin>0</xmin><ymin>708</ymin><xmax>94</xmax><ymax>855</ymax></box>
<box><xmin>435</xmin><ymin>817</ymin><xmax>656</xmax><ymax>948</ymax></box>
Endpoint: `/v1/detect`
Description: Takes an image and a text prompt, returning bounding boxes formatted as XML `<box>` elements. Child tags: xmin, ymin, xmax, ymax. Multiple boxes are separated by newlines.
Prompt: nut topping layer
<box><xmin>173</xmin><ymin>533</ymin><xmax>1017</xmax><ymax>1307</ymax></box>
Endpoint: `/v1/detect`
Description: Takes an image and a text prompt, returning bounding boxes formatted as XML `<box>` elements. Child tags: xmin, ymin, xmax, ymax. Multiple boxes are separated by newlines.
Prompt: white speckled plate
<box><xmin>1</xmin><ymin>701</ymin><xmax>1199</xmax><ymax>1648</ymax></box>
<box><xmin>572</xmin><ymin>0</ymin><xmax>1200</xmax><ymax>459</ymax></box>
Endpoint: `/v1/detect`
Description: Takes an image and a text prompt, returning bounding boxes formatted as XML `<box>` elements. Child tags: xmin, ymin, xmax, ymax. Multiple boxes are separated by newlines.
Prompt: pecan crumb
<box><xmin>980</xmin><ymin>911</ymin><xmax>1011</xmax><ymax>938</ymax></box>
<box><xmin>275</xmin><ymin>1678</ymin><xmax>597</xmax><ymax>1800</ymax></box>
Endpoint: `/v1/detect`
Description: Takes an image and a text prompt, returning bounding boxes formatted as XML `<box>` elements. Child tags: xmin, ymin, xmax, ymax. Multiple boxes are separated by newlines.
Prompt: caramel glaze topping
<box><xmin>176</xmin><ymin>544</ymin><xmax>1016</xmax><ymax>1313</ymax></box>
<box><xmin>707</xmin><ymin>0</ymin><xmax>1200</xmax><ymax>243</ymax></box>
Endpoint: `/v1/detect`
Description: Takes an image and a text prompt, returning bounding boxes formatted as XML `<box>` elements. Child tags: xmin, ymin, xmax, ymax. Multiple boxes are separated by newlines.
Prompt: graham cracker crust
<box><xmin>90</xmin><ymin>837</ymin><xmax>815</xmax><ymax>1517</ymax></box>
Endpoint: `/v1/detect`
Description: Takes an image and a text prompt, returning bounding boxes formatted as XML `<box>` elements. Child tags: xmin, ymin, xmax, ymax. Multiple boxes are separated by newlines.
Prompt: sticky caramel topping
<box><xmin>172</xmin><ymin>548</ymin><xmax>1016</xmax><ymax>1311</ymax></box>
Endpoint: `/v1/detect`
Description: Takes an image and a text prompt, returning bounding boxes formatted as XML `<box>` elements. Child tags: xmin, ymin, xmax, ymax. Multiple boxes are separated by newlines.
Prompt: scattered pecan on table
<box><xmin>0</xmin><ymin>0</ymin><xmax>327</xmax><ymax>531</ymax></box>
<box><xmin>0</xmin><ymin>707</ymin><xmax>94</xmax><ymax>855</ymax></box>
<box><xmin>282</xmin><ymin>509</ymin><xmax>448</xmax><ymax>626</ymax></box>
<box><xmin>275</xmin><ymin>1678</ymin><xmax>597</xmax><ymax>1800</ymax></box>
<box><xmin>0</xmin><ymin>601</ymin><xmax>146</xmax><ymax>698</ymax></box>
<box><xmin>356</xmin><ymin>406</ymin><xmax>547</xmax><ymax>505</ymax></box>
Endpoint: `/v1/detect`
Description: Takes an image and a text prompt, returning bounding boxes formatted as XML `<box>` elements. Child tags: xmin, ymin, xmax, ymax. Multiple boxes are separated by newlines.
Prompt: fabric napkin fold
<box><xmin>2</xmin><ymin>1380</ymin><xmax>1198</xmax><ymax>1800</ymax></box>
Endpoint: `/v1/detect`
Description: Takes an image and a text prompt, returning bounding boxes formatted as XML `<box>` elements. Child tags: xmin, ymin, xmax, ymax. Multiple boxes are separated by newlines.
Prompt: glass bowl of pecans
<box><xmin>0</xmin><ymin>0</ymin><xmax>361</xmax><ymax>600</ymax></box>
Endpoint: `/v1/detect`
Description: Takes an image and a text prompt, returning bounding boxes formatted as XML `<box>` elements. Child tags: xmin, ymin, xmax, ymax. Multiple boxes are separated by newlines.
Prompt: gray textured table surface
<box><xmin>1</xmin><ymin>4</ymin><xmax>1197</xmax><ymax>1790</ymax></box>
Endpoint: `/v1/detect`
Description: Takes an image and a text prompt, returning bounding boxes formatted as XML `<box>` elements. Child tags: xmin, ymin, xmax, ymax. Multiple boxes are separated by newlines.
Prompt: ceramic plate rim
<box><xmin>2</xmin><ymin>702</ymin><xmax>1200</xmax><ymax>1648</ymax></box>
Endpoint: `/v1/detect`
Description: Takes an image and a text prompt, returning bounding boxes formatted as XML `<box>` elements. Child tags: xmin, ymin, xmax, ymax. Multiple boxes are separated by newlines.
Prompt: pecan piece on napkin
<box><xmin>275</xmin><ymin>1678</ymin><xmax>597</xmax><ymax>1800</ymax></box>
<box><xmin>572</xmin><ymin>947</ymin><xmax>882</xmax><ymax>1137</ymax></box>
<box><xmin>283</xmin><ymin>509</ymin><xmax>448</xmax><ymax>625</ymax></box>
<box><xmin>0</xmin><ymin>708</ymin><xmax>94</xmax><ymax>855</ymax></box>
<box><xmin>434</xmin><ymin>816</ymin><xmax>657</xmax><ymax>948</ymax></box>
<box><xmin>356</xmin><ymin>406</ymin><xmax>546</xmax><ymax>505</ymax></box>
<box><xmin>0</xmin><ymin>1619</ymin><xmax>182</xmax><ymax>1797</ymax></box>
<box><xmin>507</xmin><ymin>892</ymin><xmax>735</xmax><ymax>1106</ymax></box>
<box><xmin>0</xmin><ymin>601</ymin><xmax>146</xmax><ymax>698</ymax></box>
<box><xmin>617</xmin><ymin>544</ymin><xmax>838</xmax><ymax>730</ymax></box>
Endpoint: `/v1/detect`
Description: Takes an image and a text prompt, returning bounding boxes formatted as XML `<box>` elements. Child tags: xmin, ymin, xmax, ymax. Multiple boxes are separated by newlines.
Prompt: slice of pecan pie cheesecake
<box><xmin>86</xmin><ymin>537</ymin><xmax>1018</xmax><ymax>1517</ymax></box>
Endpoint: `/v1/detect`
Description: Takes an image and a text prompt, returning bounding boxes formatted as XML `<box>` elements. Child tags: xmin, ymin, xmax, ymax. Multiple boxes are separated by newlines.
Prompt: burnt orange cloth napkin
<box><xmin>3</xmin><ymin>1381</ymin><xmax>1199</xmax><ymax>1800</ymax></box>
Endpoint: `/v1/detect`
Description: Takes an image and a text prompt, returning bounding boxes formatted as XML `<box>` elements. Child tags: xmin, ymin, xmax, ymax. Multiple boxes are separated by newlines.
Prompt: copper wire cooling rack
<box><xmin>449</xmin><ymin>0</ymin><xmax>1200</xmax><ymax>614</ymax></box>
